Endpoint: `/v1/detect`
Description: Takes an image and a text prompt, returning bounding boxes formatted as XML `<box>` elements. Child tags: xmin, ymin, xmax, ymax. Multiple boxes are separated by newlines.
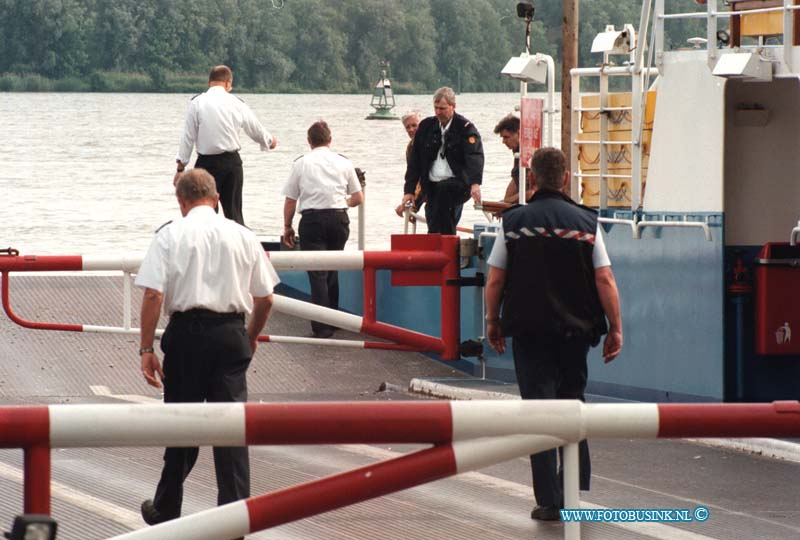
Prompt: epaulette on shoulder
<box><xmin>293</xmin><ymin>154</ymin><xmax>303</xmax><ymax>162</ymax></box>
<box><xmin>155</xmin><ymin>220</ymin><xmax>173</xmax><ymax>233</ymax></box>
<box><xmin>190</xmin><ymin>93</ymin><xmax>201</xmax><ymax>101</ymax></box>
<box><xmin>337</xmin><ymin>153</ymin><xmax>350</xmax><ymax>160</ymax></box>
<box><xmin>464</xmin><ymin>121</ymin><xmax>471</xmax><ymax>127</ymax></box>
<box><xmin>236</xmin><ymin>96</ymin><xmax>245</xmax><ymax>103</ymax></box>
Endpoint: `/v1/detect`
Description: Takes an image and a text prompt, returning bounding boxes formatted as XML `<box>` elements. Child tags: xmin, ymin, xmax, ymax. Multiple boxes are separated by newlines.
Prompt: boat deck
<box><xmin>1</xmin><ymin>275</ymin><xmax>799</xmax><ymax>540</ymax></box>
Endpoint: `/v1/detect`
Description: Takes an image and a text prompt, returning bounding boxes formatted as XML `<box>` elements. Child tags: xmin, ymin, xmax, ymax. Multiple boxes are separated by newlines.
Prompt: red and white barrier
<box><xmin>0</xmin><ymin>236</ymin><xmax>463</xmax><ymax>358</ymax></box>
<box><xmin>3</xmin><ymin>399</ymin><xmax>799</xmax><ymax>536</ymax></box>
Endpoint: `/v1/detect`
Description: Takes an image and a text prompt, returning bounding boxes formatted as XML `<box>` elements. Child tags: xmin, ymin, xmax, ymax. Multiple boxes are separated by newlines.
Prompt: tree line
<box><xmin>0</xmin><ymin>0</ymin><xmax>704</xmax><ymax>93</ymax></box>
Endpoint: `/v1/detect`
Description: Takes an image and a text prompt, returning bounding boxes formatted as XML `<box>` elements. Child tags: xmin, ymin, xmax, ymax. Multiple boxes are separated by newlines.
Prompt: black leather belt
<box><xmin>197</xmin><ymin>150</ymin><xmax>240</xmax><ymax>158</ymax></box>
<box><xmin>171</xmin><ymin>308</ymin><xmax>244</xmax><ymax>321</ymax></box>
<box><xmin>300</xmin><ymin>208</ymin><xmax>348</xmax><ymax>216</ymax></box>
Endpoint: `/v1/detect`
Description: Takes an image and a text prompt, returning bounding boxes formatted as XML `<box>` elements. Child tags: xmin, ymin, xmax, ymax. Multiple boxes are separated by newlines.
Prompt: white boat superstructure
<box><xmin>564</xmin><ymin>0</ymin><xmax>800</xmax><ymax>402</ymax></box>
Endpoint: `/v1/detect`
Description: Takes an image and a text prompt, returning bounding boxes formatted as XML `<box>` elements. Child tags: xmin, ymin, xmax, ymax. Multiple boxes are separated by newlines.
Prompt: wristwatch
<box><xmin>139</xmin><ymin>347</ymin><xmax>155</xmax><ymax>355</ymax></box>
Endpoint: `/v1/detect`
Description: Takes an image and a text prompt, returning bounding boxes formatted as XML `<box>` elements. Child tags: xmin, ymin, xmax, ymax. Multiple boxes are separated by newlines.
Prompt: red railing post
<box><xmin>440</xmin><ymin>236</ymin><xmax>460</xmax><ymax>360</ymax></box>
<box><xmin>24</xmin><ymin>444</ymin><xmax>51</xmax><ymax>515</ymax></box>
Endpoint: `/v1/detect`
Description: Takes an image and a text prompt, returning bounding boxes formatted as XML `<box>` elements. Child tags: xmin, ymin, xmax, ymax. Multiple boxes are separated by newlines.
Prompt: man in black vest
<box><xmin>400</xmin><ymin>87</ymin><xmax>484</xmax><ymax>234</ymax></box>
<box><xmin>484</xmin><ymin>147</ymin><xmax>622</xmax><ymax>521</ymax></box>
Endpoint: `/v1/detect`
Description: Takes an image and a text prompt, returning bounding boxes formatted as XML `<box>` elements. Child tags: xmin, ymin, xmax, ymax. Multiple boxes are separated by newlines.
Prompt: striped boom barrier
<box><xmin>1</xmin><ymin>399</ymin><xmax>798</xmax><ymax>536</ymax></box>
<box><xmin>0</xmin><ymin>237</ymin><xmax>462</xmax><ymax>358</ymax></box>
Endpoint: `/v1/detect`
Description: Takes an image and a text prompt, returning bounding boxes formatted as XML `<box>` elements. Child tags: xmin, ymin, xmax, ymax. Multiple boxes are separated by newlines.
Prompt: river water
<box><xmin>3</xmin><ymin>92</ymin><xmax>558</xmax><ymax>254</ymax></box>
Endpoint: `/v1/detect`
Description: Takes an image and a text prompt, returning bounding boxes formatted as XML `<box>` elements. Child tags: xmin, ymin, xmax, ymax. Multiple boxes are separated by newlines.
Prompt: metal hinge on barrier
<box><xmin>446</xmin><ymin>272</ymin><xmax>485</xmax><ymax>288</ymax></box>
<box><xmin>459</xmin><ymin>339</ymin><xmax>484</xmax><ymax>357</ymax></box>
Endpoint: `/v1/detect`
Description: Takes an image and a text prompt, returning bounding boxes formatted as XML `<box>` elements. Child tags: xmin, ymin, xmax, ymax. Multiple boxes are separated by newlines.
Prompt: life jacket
<box><xmin>500</xmin><ymin>189</ymin><xmax>607</xmax><ymax>345</ymax></box>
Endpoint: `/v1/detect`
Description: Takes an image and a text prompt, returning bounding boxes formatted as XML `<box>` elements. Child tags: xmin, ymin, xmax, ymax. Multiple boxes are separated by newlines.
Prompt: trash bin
<box><xmin>754</xmin><ymin>243</ymin><xmax>800</xmax><ymax>355</ymax></box>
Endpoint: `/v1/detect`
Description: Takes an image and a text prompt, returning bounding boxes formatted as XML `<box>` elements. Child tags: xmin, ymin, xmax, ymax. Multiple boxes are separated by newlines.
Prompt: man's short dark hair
<box><xmin>307</xmin><ymin>120</ymin><xmax>332</xmax><ymax>147</ymax></box>
<box><xmin>209</xmin><ymin>65</ymin><xmax>233</xmax><ymax>83</ymax></box>
<box><xmin>176</xmin><ymin>168</ymin><xmax>218</xmax><ymax>203</ymax></box>
<box><xmin>494</xmin><ymin>114</ymin><xmax>520</xmax><ymax>135</ymax></box>
<box><xmin>531</xmin><ymin>147</ymin><xmax>567</xmax><ymax>191</ymax></box>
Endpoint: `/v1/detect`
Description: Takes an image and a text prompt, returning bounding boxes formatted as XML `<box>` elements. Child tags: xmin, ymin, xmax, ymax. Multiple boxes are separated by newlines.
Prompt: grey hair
<box><xmin>401</xmin><ymin>111</ymin><xmax>420</xmax><ymax>123</ymax></box>
<box><xmin>175</xmin><ymin>168</ymin><xmax>218</xmax><ymax>203</ymax></box>
<box><xmin>433</xmin><ymin>86</ymin><xmax>456</xmax><ymax>106</ymax></box>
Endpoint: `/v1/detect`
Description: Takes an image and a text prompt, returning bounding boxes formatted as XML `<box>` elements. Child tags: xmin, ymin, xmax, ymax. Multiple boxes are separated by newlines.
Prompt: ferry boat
<box><xmin>283</xmin><ymin>0</ymin><xmax>800</xmax><ymax>403</ymax></box>
<box><xmin>570</xmin><ymin>0</ymin><xmax>800</xmax><ymax>403</ymax></box>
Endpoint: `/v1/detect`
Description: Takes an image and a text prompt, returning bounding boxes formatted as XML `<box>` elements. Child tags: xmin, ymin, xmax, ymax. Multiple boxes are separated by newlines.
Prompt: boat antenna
<box><xmin>516</xmin><ymin>1</ymin><xmax>535</xmax><ymax>54</ymax></box>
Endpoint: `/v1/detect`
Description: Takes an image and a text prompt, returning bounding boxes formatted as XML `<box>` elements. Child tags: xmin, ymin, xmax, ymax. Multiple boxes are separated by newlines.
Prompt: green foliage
<box><xmin>0</xmin><ymin>0</ymin><xmax>714</xmax><ymax>93</ymax></box>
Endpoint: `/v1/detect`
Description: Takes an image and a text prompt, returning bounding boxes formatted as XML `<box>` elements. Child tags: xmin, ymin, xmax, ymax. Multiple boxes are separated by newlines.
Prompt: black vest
<box><xmin>500</xmin><ymin>190</ymin><xmax>607</xmax><ymax>344</ymax></box>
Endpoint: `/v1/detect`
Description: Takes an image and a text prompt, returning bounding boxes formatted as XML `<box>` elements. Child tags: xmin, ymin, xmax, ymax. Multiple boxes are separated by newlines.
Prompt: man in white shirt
<box><xmin>281</xmin><ymin>120</ymin><xmax>364</xmax><ymax>338</ymax></box>
<box><xmin>136</xmin><ymin>168</ymin><xmax>279</xmax><ymax>529</ymax></box>
<box><xmin>175</xmin><ymin>65</ymin><xmax>278</xmax><ymax>226</ymax></box>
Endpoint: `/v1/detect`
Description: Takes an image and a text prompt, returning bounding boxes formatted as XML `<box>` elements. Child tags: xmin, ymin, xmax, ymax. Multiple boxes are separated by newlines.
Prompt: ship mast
<box><xmin>561</xmin><ymin>0</ymin><xmax>578</xmax><ymax>163</ymax></box>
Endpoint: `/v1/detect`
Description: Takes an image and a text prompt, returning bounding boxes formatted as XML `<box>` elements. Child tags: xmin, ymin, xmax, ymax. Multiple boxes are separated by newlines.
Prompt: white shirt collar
<box><xmin>186</xmin><ymin>204</ymin><xmax>217</xmax><ymax>218</ymax></box>
<box><xmin>440</xmin><ymin>117</ymin><xmax>453</xmax><ymax>134</ymax></box>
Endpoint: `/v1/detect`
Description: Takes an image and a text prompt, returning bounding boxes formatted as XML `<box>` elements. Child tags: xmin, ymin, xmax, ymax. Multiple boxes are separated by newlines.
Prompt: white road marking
<box><xmin>0</xmin><ymin>461</ymin><xmax>141</xmax><ymax>529</ymax></box>
<box><xmin>594</xmin><ymin>473</ymin><xmax>800</xmax><ymax>534</ymax></box>
<box><xmin>89</xmin><ymin>385</ymin><xmax>161</xmax><ymax>404</ymax></box>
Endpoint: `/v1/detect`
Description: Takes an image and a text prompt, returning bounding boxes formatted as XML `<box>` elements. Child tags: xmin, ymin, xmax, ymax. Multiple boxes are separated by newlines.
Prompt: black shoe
<box><xmin>141</xmin><ymin>499</ymin><xmax>166</xmax><ymax>525</ymax></box>
<box><xmin>311</xmin><ymin>328</ymin><xmax>334</xmax><ymax>339</ymax></box>
<box><xmin>531</xmin><ymin>505</ymin><xmax>561</xmax><ymax>521</ymax></box>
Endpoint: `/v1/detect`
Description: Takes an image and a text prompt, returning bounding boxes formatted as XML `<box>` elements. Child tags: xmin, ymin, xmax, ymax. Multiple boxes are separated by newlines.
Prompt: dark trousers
<box><xmin>195</xmin><ymin>152</ymin><xmax>245</xmax><ymax>226</ymax></box>
<box><xmin>425</xmin><ymin>178</ymin><xmax>468</xmax><ymax>234</ymax></box>
<box><xmin>512</xmin><ymin>335</ymin><xmax>592</xmax><ymax>508</ymax></box>
<box><xmin>153</xmin><ymin>311</ymin><xmax>252</xmax><ymax>520</ymax></box>
<box><xmin>298</xmin><ymin>210</ymin><xmax>350</xmax><ymax>334</ymax></box>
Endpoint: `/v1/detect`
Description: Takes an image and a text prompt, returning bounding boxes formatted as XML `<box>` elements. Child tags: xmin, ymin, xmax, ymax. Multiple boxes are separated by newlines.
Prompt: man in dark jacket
<box><xmin>484</xmin><ymin>147</ymin><xmax>623</xmax><ymax>521</ymax></box>
<box><xmin>400</xmin><ymin>87</ymin><xmax>484</xmax><ymax>234</ymax></box>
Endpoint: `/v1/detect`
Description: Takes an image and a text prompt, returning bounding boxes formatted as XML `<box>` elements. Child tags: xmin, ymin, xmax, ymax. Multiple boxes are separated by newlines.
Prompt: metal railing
<box><xmin>656</xmin><ymin>0</ymin><xmax>798</xmax><ymax>71</ymax></box>
<box><xmin>569</xmin><ymin>0</ymin><xmax>657</xmax><ymax>213</ymax></box>
<box><xmin>0</xmin><ymin>237</ymin><xmax>464</xmax><ymax>359</ymax></box>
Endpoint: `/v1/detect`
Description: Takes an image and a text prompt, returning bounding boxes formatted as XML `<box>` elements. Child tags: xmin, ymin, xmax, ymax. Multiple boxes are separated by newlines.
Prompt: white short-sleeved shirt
<box><xmin>281</xmin><ymin>146</ymin><xmax>362</xmax><ymax>212</ymax></box>
<box><xmin>135</xmin><ymin>205</ymin><xmax>279</xmax><ymax>315</ymax></box>
<box><xmin>487</xmin><ymin>223</ymin><xmax>611</xmax><ymax>270</ymax></box>
<box><xmin>176</xmin><ymin>86</ymin><xmax>274</xmax><ymax>164</ymax></box>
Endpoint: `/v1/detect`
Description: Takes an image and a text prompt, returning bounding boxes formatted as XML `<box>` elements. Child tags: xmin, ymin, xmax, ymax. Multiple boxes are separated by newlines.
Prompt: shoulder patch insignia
<box><xmin>155</xmin><ymin>220</ymin><xmax>173</xmax><ymax>233</ymax></box>
<box><xmin>468</xmin><ymin>136</ymin><xmax>476</xmax><ymax>144</ymax></box>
